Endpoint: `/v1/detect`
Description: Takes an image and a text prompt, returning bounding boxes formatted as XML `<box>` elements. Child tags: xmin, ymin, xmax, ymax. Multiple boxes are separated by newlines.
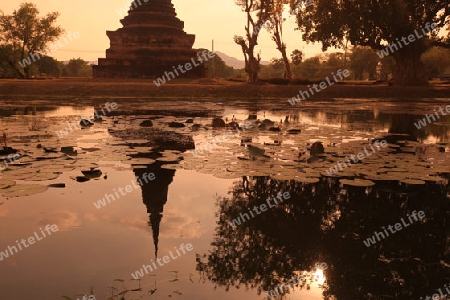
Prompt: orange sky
<box><xmin>3</xmin><ymin>0</ymin><xmax>325</xmax><ymax>62</ymax></box>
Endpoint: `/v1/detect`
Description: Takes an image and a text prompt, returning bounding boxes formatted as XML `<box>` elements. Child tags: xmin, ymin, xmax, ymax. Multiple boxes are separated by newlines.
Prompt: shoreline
<box><xmin>0</xmin><ymin>78</ymin><xmax>449</xmax><ymax>105</ymax></box>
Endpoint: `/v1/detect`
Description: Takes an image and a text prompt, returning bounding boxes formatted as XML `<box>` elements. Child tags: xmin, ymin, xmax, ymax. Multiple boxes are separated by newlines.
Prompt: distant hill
<box><xmin>215</xmin><ymin>51</ymin><xmax>270</xmax><ymax>69</ymax></box>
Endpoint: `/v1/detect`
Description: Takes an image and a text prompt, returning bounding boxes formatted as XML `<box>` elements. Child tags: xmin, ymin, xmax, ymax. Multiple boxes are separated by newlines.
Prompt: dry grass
<box><xmin>0</xmin><ymin>78</ymin><xmax>449</xmax><ymax>106</ymax></box>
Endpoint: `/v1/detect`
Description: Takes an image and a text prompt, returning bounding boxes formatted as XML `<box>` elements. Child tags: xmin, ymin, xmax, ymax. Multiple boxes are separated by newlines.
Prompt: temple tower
<box><xmin>93</xmin><ymin>0</ymin><xmax>204</xmax><ymax>78</ymax></box>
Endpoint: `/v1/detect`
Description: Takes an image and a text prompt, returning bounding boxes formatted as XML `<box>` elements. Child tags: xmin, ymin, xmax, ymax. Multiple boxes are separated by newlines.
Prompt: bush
<box><xmin>259</xmin><ymin>78</ymin><xmax>290</xmax><ymax>85</ymax></box>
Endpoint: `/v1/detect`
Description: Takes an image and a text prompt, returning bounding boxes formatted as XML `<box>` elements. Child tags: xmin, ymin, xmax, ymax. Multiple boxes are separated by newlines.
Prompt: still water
<box><xmin>0</xmin><ymin>99</ymin><xmax>449</xmax><ymax>300</ymax></box>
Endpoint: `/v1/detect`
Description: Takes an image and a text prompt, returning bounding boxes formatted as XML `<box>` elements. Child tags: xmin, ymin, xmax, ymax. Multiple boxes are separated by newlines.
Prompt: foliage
<box><xmin>292</xmin><ymin>56</ymin><xmax>321</xmax><ymax>79</ymax></box>
<box><xmin>270</xmin><ymin>57</ymin><xmax>285</xmax><ymax>70</ymax></box>
<box><xmin>63</xmin><ymin>58</ymin><xmax>92</xmax><ymax>77</ymax></box>
<box><xmin>0</xmin><ymin>2</ymin><xmax>63</xmax><ymax>78</ymax></box>
<box><xmin>349</xmin><ymin>47</ymin><xmax>380</xmax><ymax>80</ymax></box>
<box><xmin>421</xmin><ymin>47</ymin><xmax>450</xmax><ymax>79</ymax></box>
<box><xmin>290</xmin><ymin>49</ymin><xmax>303</xmax><ymax>65</ymax></box>
<box><xmin>315</xmin><ymin>52</ymin><xmax>346</xmax><ymax>78</ymax></box>
<box><xmin>196</xmin><ymin>173</ymin><xmax>450</xmax><ymax>299</ymax></box>
<box><xmin>35</xmin><ymin>55</ymin><xmax>63</xmax><ymax>77</ymax></box>
<box><xmin>259</xmin><ymin>63</ymin><xmax>284</xmax><ymax>78</ymax></box>
<box><xmin>293</xmin><ymin>0</ymin><xmax>450</xmax><ymax>85</ymax></box>
<box><xmin>0</xmin><ymin>45</ymin><xmax>22</xmax><ymax>77</ymax></box>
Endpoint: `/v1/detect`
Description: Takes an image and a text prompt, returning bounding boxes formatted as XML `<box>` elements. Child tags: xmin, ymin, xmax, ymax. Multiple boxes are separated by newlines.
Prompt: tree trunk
<box><xmin>6</xmin><ymin>60</ymin><xmax>25</xmax><ymax>78</ymax></box>
<box><xmin>24</xmin><ymin>66</ymin><xmax>31</xmax><ymax>79</ymax></box>
<box><xmin>280</xmin><ymin>48</ymin><xmax>291</xmax><ymax>79</ymax></box>
<box><xmin>393</xmin><ymin>46</ymin><xmax>428</xmax><ymax>86</ymax></box>
<box><xmin>246</xmin><ymin>55</ymin><xmax>259</xmax><ymax>83</ymax></box>
<box><xmin>246</xmin><ymin>44</ymin><xmax>260</xmax><ymax>83</ymax></box>
<box><xmin>20</xmin><ymin>46</ymin><xmax>29</xmax><ymax>79</ymax></box>
<box><xmin>271</xmin><ymin>21</ymin><xmax>291</xmax><ymax>80</ymax></box>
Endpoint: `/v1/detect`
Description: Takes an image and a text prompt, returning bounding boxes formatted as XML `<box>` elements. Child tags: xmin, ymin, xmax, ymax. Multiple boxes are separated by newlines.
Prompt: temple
<box><xmin>93</xmin><ymin>0</ymin><xmax>204</xmax><ymax>78</ymax></box>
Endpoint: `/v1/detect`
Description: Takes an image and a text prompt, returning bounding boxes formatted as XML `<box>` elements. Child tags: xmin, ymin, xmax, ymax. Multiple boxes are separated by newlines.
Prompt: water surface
<box><xmin>0</xmin><ymin>99</ymin><xmax>449</xmax><ymax>300</ymax></box>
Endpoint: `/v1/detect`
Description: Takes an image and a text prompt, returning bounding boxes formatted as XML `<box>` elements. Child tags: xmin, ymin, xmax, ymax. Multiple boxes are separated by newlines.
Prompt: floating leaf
<box><xmin>127</xmin><ymin>158</ymin><xmax>156</xmax><ymax>165</ymax></box>
<box><xmin>340</xmin><ymin>179</ymin><xmax>375</xmax><ymax>187</ymax></box>
<box><xmin>1</xmin><ymin>184</ymin><xmax>48</xmax><ymax>197</ymax></box>
<box><xmin>161</xmin><ymin>164</ymin><xmax>179</xmax><ymax>170</ymax></box>
<box><xmin>400</xmin><ymin>179</ymin><xmax>426</xmax><ymax>185</ymax></box>
<box><xmin>27</xmin><ymin>172</ymin><xmax>60</xmax><ymax>181</ymax></box>
<box><xmin>294</xmin><ymin>177</ymin><xmax>320</xmax><ymax>184</ymax></box>
<box><xmin>0</xmin><ymin>180</ymin><xmax>15</xmax><ymax>189</ymax></box>
<box><xmin>156</xmin><ymin>156</ymin><xmax>181</xmax><ymax>163</ymax></box>
<box><xmin>48</xmin><ymin>183</ymin><xmax>66</xmax><ymax>188</ymax></box>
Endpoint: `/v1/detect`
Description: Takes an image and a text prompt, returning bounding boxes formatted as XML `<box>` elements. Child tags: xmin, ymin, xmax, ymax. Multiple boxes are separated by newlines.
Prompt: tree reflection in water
<box><xmin>197</xmin><ymin>174</ymin><xmax>450</xmax><ymax>299</ymax></box>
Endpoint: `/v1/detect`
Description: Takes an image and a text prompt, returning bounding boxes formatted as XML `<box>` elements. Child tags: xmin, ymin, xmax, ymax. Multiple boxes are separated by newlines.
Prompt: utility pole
<box><xmin>211</xmin><ymin>39</ymin><xmax>215</xmax><ymax>78</ymax></box>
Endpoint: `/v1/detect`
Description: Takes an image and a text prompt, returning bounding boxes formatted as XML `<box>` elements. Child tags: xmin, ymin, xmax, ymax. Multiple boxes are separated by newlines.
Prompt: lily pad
<box><xmin>1</xmin><ymin>184</ymin><xmax>48</xmax><ymax>197</ymax></box>
<box><xmin>27</xmin><ymin>172</ymin><xmax>61</xmax><ymax>181</ymax></box>
<box><xmin>0</xmin><ymin>180</ymin><xmax>16</xmax><ymax>189</ymax></box>
<box><xmin>128</xmin><ymin>158</ymin><xmax>157</xmax><ymax>165</ymax></box>
<box><xmin>161</xmin><ymin>164</ymin><xmax>179</xmax><ymax>170</ymax></box>
<box><xmin>400</xmin><ymin>179</ymin><xmax>426</xmax><ymax>185</ymax></box>
<box><xmin>156</xmin><ymin>156</ymin><xmax>181</xmax><ymax>163</ymax></box>
<box><xmin>340</xmin><ymin>179</ymin><xmax>375</xmax><ymax>187</ymax></box>
<box><xmin>294</xmin><ymin>176</ymin><xmax>320</xmax><ymax>184</ymax></box>
<box><xmin>272</xmin><ymin>174</ymin><xmax>294</xmax><ymax>181</ymax></box>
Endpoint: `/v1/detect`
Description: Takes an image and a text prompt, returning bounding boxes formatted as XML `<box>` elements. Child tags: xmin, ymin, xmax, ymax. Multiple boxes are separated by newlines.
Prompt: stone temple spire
<box><xmin>93</xmin><ymin>0</ymin><xmax>204</xmax><ymax>78</ymax></box>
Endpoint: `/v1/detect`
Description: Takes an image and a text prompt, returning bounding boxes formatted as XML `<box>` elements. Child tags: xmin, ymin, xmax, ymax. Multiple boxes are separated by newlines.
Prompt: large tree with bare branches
<box><xmin>264</xmin><ymin>0</ymin><xmax>293</xmax><ymax>79</ymax></box>
<box><xmin>234</xmin><ymin>0</ymin><xmax>271</xmax><ymax>83</ymax></box>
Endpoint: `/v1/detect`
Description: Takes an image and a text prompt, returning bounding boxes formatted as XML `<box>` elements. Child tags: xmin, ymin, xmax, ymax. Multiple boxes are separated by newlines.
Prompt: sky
<box><xmin>3</xmin><ymin>0</ymin><xmax>326</xmax><ymax>63</ymax></box>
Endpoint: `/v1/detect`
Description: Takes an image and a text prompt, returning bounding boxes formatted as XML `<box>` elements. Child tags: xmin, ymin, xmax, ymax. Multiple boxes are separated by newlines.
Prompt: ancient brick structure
<box><xmin>93</xmin><ymin>0</ymin><xmax>204</xmax><ymax>78</ymax></box>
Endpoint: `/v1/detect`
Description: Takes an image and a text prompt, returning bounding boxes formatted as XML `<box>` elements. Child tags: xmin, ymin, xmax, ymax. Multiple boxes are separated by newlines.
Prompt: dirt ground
<box><xmin>0</xmin><ymin>78</ymin><xmax>449</xmax><ymax>108</ymax></box>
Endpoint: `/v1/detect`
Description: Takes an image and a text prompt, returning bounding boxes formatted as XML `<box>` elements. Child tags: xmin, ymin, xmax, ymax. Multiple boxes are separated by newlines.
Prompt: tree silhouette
<box><xmin>234</xmin><ymin>0</ymin><xmax>271</xmax><ymax>83</ymax></box>
<box><xmin>265</xmin><ymin>0</ymin><xmax>292</xmax><ymax>79</ymax></box>
<box><xmin>290</xmin><ymin>49</ymin><xmax>303</xmax><ymax>66</ymax></box>
<box><xmin>0</xmin><ymin>3</ymin><xmax>63</xmax><ymax>78</ymax></box>
<box><xmin>197</xmin><ymin>173</ymin><xmax>450</xmax><ymax>299</ymax></box>
<box><xmin>293</xmin><ymin>0</ymin><xmax>450</xmax><ymax>86</ymax></box>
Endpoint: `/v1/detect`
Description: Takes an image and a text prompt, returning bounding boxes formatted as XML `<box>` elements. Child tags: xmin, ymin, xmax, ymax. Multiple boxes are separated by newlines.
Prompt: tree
<box><xmin>0</xmin><ymin>3</ymin><xmax>63</xmax><ymax>78</ymax></box>
<box><xmin>270</xmin><ymin>57</ymin><xmax>285</xmax><ymax>70</ymax></box>
<box><xmin>316</xmin><ymin>52</ymin><xmax>345</xmax><ymax>78</ymax></box>
<box><xmin>290</xmin><ymin>49</ymin><xmax>303</xmax><ymax>65</ymax></box>
<box><xmin>258</xmin><ymin>64</ymin><xmax>284</xmax><ymax>78</ymax></box>
<box><xmin>234</xmin><ymin>0</ymin><xmax>271</xmax><ymax>83</ymax></box>
<box><xmin>421</xmin><ymin>47</ymin><xmax>450</xmax><ymax>79</ymax></box>
<box><xmin>0</xmin><ymin>45</ymin><xmax>22</xmax><ymax>77</ymax></box>
<box><xmin>294</xmin><ymin>56</ymin><xmax>321</xmax><ymax>78</ymax></box>
<box><xmin>265</xmin><ymin>0</ymin><xmax>292</xmax><ymax>79</ymax></box>
<box><xmin>35</xmin><ymin>56</ymin><xmax>62</xmax><ymax>77</ymax></box>
<box><xmin>294</xmin><ymin>0</ymin><xmax>450</xmax><ymax>86</ymax></box>
<box><xmin>349</xmin><ymin>47</ymin><xmax>380</xmax><ymax>80</ymax></box>
<box><xmin>64</xmin><ymin>58</ymin><xmax>92</xmax><ymax>77</ymax></box>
